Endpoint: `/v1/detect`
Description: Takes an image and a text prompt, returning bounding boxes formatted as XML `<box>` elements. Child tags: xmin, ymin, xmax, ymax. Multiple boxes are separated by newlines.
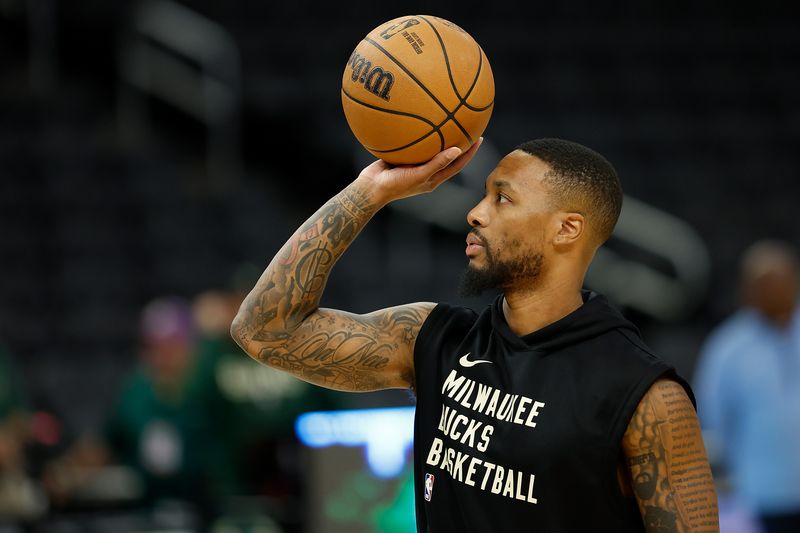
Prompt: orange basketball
<box><xmin>341</xmin><ymin>15</ymin><xmax>494</xmax><ymax>165</ymax></box>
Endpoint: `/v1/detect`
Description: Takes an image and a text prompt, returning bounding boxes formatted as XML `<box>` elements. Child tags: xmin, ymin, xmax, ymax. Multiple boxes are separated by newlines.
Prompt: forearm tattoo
<box><xmin>232</xmin><ymin>183</ymin><xmax>432</xmax><ymax>391</ymax></box>
<box><xmin>624</xmin><ymin>380</ymin><xmax>719</xmax><ymax>533</ymax></box>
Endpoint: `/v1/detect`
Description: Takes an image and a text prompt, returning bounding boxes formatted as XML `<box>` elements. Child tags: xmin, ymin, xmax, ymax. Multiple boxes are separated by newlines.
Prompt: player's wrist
<box><xmin>352</xmin><ymin>173</ymin><xmax>395</xmax><ymax>207</ymax></box>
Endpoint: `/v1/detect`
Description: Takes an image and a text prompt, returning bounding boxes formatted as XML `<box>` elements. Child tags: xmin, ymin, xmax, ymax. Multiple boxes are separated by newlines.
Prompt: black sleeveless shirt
<box><xmin>412</xmin><ymin>291</ymin><xmax>693</xmax><ymax>533</ymax></box>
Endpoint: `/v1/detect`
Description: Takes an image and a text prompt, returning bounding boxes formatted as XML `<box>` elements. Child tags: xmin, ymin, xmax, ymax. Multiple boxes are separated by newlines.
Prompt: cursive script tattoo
<box><xmin>231</xmin><ymin>182</ymin><xmax>434</xmax><ymax>391</ymax></box>
<box><xmin>254</xmin><ymin>306</ymin><xmax>430</xmax><ymax>391</ymax></box>
<box><xmin>623</xmin><ymin>379</ymin><xmax>720</xmax><ymax>533</ymax></box>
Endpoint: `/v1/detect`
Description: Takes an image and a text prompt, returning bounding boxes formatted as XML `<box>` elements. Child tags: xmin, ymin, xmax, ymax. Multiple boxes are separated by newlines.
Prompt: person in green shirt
<box><xmin>46</xmin><ymin>298</ymin><xmax>234</xmax><ymax>525</ymax></box>
<box><xmin>190</xmin><ymin>287</ymin><xmax>346</xmax><ymax>501</ymax></box>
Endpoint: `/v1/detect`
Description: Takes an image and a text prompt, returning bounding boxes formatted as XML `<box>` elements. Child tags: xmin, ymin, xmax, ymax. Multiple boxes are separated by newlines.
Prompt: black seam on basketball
<box><xmin>418</xmin><ymin>20</ymin><xmax>474</xmax><ymax>144</ymax></box>
<box><xmin>342</xmin><ymin>87</ymin><xmax>437</xmax><ymax>128</ymax></box>
<box><xmin>462</xmin><ymin>48</ymin><xmax>493</xmax><ymax>112</ymax></box>
<box><xmin>405</xmin><ymin>18</ymin><xmax>475</xmax><ymax>144</ymax></box>
<box><xmin>367</xmin><ymin>124</ymin><xmax>445</xmax><ymax>154</ymax></box>
<box><xmin>362</xmin><ymin>37</ymin><xmax>449</xmax><ymax>115</ymax></box>
<box><xmin>343</xmin><ymin>88</ymin><xmax>445</xmax><ymax>153</ymax></box>
<box><xmin>415</xmin><ymin>19</ymin><xmax>493</xmax><ymax>135</ymax></box>
<box><xmin>461</xmin><ymin>47</ymin><xmax>485</xmax><ymax>111</ymax></box>
<box><xmin>464</xmin><ymin>99</ymin><xmax>495</xmax><ymax>112</ymax></box>
<box><xmin>417</xmin><ymin>15</ymin><xmax>463</xmax><ymax>101</ymax></box>
<box><xmin>364</xmin><ymin>36</ymin><xmax>473</xmax><ymax>144</ymax></box>
<box><xmin>461</xmin><ymin>42</ymin><xmax>482</xmax><ymax>101</ymax></box>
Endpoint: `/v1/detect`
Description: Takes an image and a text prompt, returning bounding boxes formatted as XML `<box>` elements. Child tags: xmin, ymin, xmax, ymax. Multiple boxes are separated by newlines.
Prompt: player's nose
<box><xmin>467</xmin><ymin>199</ymin><xmax>489</xmax><ymax>228</ymax></box>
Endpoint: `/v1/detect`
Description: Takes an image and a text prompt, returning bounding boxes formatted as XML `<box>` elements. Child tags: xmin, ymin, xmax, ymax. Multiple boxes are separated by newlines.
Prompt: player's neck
<box><xmin>501</xmin><ymin>278</ymin><xmax>584</xmax><ymax>337</ymax></box>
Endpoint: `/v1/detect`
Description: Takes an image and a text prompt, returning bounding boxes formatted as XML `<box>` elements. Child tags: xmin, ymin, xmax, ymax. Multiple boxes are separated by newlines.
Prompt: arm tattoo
<box><xmin>231</xmin><ymin>181</ymin><xmax>433</xmax><ymax>391</ymax></box>
<box><xmin>237</xmin><ymin>185</ymin><xmax>377</xmax><ymax>341</ymax></box>
<box><xmin>255</xmin><ymin>305</ymin><xmax>430</xmax><ymax>391</ymax></box>
<box><xmin>623</xmin><ymin>380</ymin><xmax>720</xmax><ymax>533</ymax></box>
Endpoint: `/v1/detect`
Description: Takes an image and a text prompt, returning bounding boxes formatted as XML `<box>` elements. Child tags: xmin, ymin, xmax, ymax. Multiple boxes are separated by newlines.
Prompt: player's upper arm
<box><xmin>621</xmin><ymin>378</ymin><xmax>720</xmax><ymax>533</ymax></box>
<box><xmin>233</xmin><ymin>302</ymin><xmax>436</xmax><ymax>392</ymax></box>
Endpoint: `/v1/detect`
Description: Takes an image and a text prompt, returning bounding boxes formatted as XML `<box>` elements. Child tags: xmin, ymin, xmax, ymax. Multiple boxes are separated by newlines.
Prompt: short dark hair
<box><xmin>515</xmin><ymin>138</ymin><xmax>622</xmax><ymax>245</ymax></box>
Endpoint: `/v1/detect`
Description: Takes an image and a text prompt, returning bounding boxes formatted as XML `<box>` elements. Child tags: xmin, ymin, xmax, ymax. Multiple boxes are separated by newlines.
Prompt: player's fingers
<box><xmin>360</xmin><ymin>159</ymin><xmax>391</xmax><ymax>177</ymax></box>
<box><xmin>413</xmin><ymin>146</ymin><xmax>462</xmax><ymax>179</ymax></box>
<box><xmin>428</xmin><ymin>138</ymin><xmax>483</xmax><ymax>186</ymax></box>
<box><xmin>447</xmin><ymin>138</ymin><xmax>482</xmax><ymax>173</ymax></box>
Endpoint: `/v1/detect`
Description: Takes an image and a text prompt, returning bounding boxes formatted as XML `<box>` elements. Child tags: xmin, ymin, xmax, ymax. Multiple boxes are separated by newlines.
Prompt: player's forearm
<box><xmin>231</xmin><ymin>177</ymin><xmax>386</xmax><ymax>347</ymax></box>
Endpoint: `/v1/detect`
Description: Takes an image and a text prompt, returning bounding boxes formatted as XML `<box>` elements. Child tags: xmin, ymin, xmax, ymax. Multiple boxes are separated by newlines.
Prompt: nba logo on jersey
<box><xmin>424</xmin><ymin>473</ymin><xmax>435</xmax><ymax>501</ymax></box>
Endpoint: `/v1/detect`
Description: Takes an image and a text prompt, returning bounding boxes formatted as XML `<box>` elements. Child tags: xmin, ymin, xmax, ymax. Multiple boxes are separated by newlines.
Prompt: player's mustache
<box><xmin>469</xmin><ymin>229</ymin><xmax>489</xmax><ymax>248</ymax></box>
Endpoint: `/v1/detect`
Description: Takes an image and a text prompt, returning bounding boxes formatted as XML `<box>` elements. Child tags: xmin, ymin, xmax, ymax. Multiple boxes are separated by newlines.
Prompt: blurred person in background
<box><xmin>46</xmin><ymin>297</ymin><xmax>234</xmax><ymax>526</ymax></box>
<box><xmin>190</xmin><ymin>267</ymin><xmax>344</xmax><ymax>529</ymax></box>
<box><xmin>0</xmin><ymin>343</ymin><xmax>44</xmax><ymax>522</ymax></box>
<box><xmin>694</xmin><ymin>240</ymin><xmax>800</xmax><ymax>533</ymax></box>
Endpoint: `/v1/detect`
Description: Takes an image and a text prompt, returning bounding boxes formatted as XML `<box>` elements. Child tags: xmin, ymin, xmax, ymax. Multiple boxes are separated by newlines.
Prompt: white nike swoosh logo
<box><xmin>459</xmin><ymin>352</ymin><xmax>493</xmax><ymax>368</ymax></box>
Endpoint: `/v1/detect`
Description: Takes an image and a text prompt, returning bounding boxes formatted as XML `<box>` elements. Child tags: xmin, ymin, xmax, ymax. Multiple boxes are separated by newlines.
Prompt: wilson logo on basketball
<box><xmin>347</xmin><ymin>52</ymin><xmax>394</xmax><ymax>101</ymax></box>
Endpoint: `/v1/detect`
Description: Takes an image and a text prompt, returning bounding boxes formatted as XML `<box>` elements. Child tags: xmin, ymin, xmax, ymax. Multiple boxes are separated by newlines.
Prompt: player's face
<box><xmin>460</xmin><ymin>151</ymin><xmax>558</xmax><ymax>295</ymax></box>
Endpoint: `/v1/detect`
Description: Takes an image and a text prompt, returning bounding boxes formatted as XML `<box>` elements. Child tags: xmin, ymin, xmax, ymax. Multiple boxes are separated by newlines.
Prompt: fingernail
<box><xmin>448</xmin><ymin>147</ymin><xmax>462</xmax><ymax>159</ymax></box>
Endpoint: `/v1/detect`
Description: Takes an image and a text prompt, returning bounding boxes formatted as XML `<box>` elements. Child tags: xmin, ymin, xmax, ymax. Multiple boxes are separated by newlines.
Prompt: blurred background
<box><xmin>1</xmin><ymin>0</ymin><xmax>799</xmax><ymax>531</ymax></box>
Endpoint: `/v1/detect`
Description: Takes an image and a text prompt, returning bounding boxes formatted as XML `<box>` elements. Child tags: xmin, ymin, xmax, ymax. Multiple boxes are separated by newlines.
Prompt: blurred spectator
<box><xmin>695</xmin><ymin>240</ymin><xmax>800</xmax><ymax>533</ymax></box>
<box><xmin>47</xmin><ymin>285</ymin><xmax>345</xmax><ymax>531</ymax></box>
<box><xmin>0</xmin><ymin>343</ymin><xmax>44</xmax><ymax>522</ymax></box>
<box><xmin>189</xmin><ymin>268</ymin><xmax>345</xmax><ymax>527</ymax></box>
<box><xmin>46</xmin><ymin>298</ymin><xmax>234</xmax><ymax>525</ymax></box>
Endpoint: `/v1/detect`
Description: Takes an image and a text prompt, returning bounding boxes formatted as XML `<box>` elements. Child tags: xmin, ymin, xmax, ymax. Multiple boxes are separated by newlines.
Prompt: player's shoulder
<box><xmin>413</xmin><ymin>300</ymin><xmax>485</xmax><ymax>350</ymax></box>
<box><xmin>428</xmin><ymin>302</ymin><xmax>488</xmax><ymax>321</ymax></box>
<box><xmin>591</xmin><ymin>320</ymin><xmax>692</xmax><ymax>400</ymax></box>
<box><xmin>422</xmin><ymin>301</ymin><xmax>481</xmax><ymax>331</ymax></box>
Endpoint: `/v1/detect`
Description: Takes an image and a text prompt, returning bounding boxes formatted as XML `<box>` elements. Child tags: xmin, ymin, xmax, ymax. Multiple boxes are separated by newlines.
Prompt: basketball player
<box><xmin>231</xmin><ymin>139</ymin><xmax>720</xmax><ymax>532</ymax></box>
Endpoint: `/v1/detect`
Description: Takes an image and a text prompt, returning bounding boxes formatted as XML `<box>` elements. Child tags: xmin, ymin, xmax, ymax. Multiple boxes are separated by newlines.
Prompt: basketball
<box><xmin>341</xmin><ymin>15</ymin><xmax>494</xmax><ymax>165</ymax></box>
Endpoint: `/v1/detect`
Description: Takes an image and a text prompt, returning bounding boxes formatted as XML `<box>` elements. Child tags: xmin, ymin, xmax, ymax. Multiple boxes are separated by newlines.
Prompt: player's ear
<box><xmin>553</xmin><ymin>212</ymin><xmax>585</xmax><ymax>247</ymax></box>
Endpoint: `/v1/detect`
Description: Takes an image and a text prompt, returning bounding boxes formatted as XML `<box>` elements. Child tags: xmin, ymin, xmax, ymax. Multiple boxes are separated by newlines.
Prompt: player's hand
<box><xmin>357</xmin><ymin>138</ymin><xmax>483</xmax><ymax>204</ymax></box>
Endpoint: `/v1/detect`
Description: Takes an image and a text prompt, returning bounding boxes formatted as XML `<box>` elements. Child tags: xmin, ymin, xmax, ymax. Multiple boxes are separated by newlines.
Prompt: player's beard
<box><xmin>459</xmin><ymin>237</ymin><xmax>544</xmax><ymax>297</ymax></box>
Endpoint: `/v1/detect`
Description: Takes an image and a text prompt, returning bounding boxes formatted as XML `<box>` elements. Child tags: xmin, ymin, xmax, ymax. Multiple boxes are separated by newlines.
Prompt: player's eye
<box><xmin>497</xmin><ymin>194</ymin><xmax>510</xmax><ymax>203</ymax></box>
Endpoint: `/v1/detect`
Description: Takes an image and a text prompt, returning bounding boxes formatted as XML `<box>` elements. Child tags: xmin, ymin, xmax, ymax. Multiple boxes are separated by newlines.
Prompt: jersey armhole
<box><xmin>412</xmin><ymin>303</ymin><xmax>449</xmax><ymax>381</ymax></box>
<box><xmin>609</xmin><ymin>329</ymin><xmax>697</xmax><ymax>444</ymax></box>
<box><xmin>608</xmin><ymin>365</ymin><xmax>696</xmax><ymax>446</ymax></box>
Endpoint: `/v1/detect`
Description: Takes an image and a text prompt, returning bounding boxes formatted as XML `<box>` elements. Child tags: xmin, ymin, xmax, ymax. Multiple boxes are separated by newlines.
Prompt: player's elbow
<box><xmin>229</xmin><ymin>299</ymin><xmax>305</xmax><ymax>356</ymax></box>
<box><xmin>229</xmin><ymin>311</ymin><xmax>249</xmax><ymax>351</ymax></box>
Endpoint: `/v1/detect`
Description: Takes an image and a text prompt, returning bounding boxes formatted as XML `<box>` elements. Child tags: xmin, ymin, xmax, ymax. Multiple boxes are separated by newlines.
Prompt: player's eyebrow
<box><xmin>485</xmin><ymin>179</ymin><xmax>515</xmax><ymax>193</ymax></box>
